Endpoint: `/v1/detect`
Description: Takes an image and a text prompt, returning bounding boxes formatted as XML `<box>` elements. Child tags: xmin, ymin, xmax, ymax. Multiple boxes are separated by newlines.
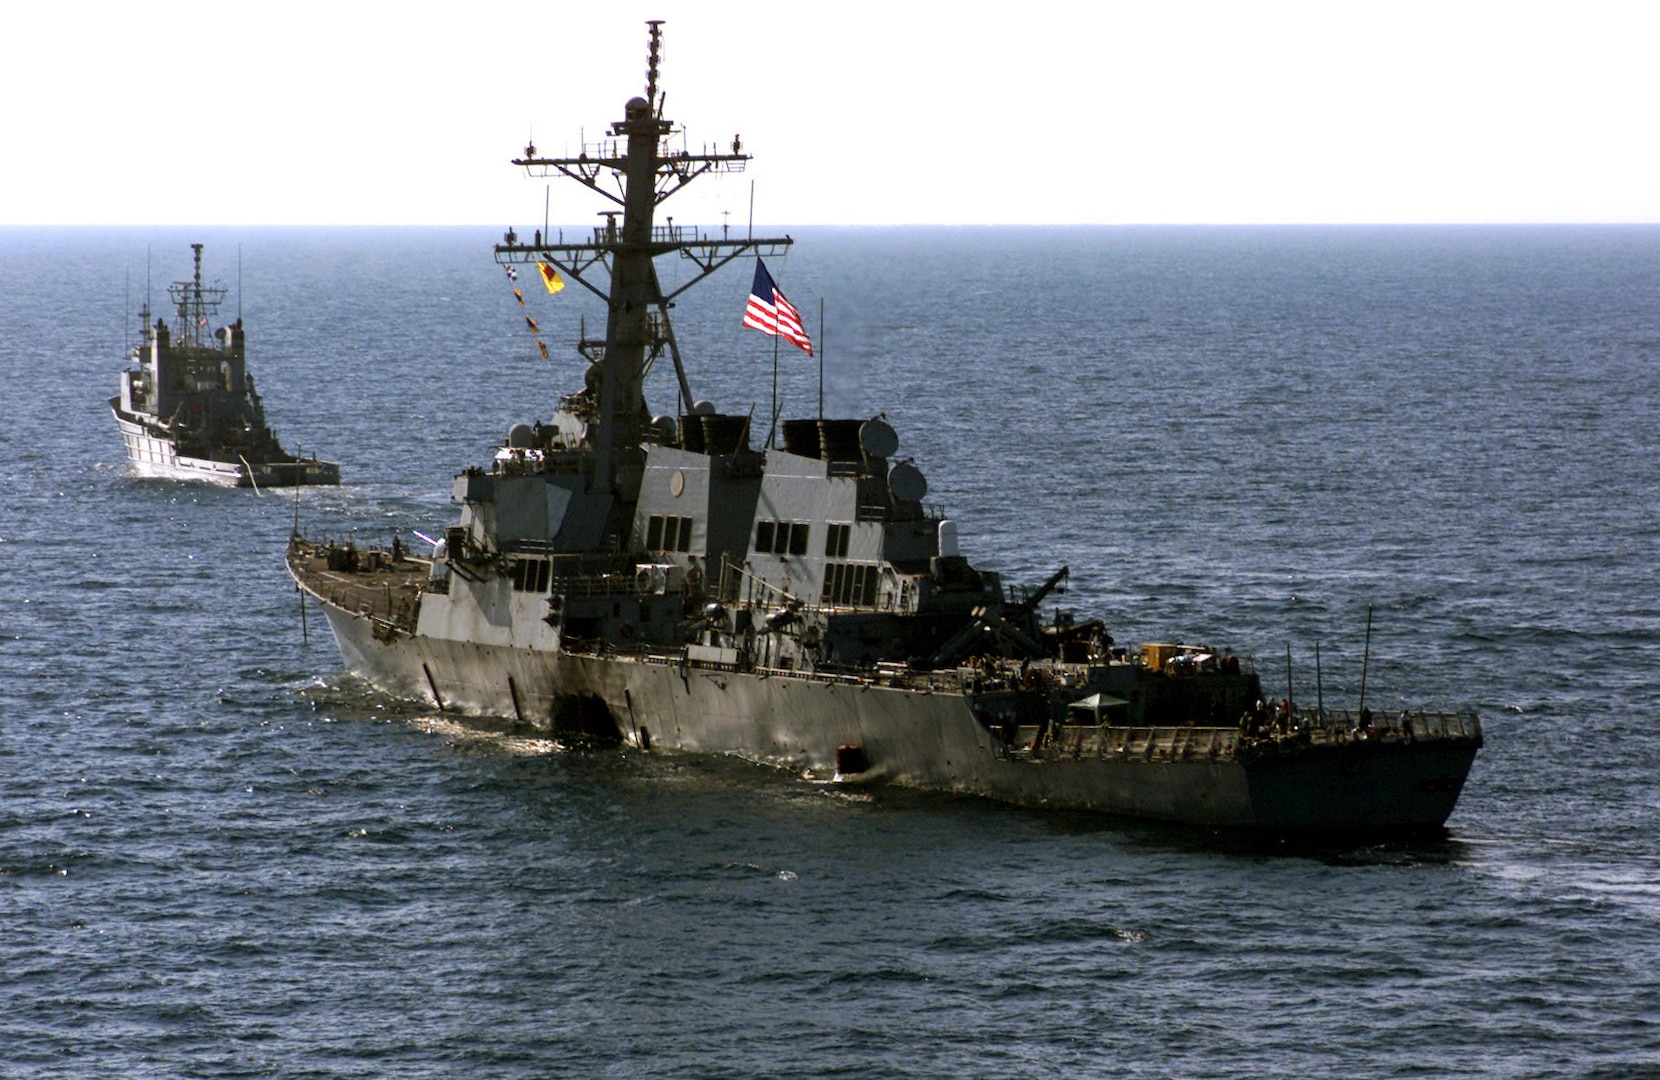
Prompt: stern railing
<box><xmin>1004</xmin><ymin>708</ymin><xmax>1481</xmax><ymax>764</ymax></box>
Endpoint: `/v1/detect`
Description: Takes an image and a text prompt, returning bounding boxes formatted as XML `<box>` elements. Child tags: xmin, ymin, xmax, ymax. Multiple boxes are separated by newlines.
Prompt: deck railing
<box><xmin>1007</xmin><ymin>709</ymin><xmax>1482</xmax><ymax>763</ymax></box>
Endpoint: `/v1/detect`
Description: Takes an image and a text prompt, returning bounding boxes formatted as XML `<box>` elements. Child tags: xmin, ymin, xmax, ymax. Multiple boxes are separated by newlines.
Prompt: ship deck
<box><xmin>289</xmin><ymin>537</ymin><xmax>1482</xmax><ymax>774</ymax></box>
<box><xmin>289</xmin><ymin>538</ymin><xmax>432</xmax><ymax>633</ymax></box>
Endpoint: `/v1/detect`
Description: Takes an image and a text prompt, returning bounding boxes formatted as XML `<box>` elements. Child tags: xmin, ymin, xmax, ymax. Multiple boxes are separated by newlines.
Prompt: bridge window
<box><xmin>754</xmin><ymin>519</ymin><xmax>810</xmax><ymax>556</ymax></box>
<box><xmin>823</xmin><ymin>561</ymin><xmax>879</xmax><ymax>607</ymax></box>
<box><xmin>510</xmin><ymin>557</ymin><xmax>553</xmax><ymax>593</ymax></box>
<box><xmin>647</xmin><ymin>514</ymin><xmax>694</xmax><ymax>553</ymax></box>
<box><xmin>825</xmin><ymin>523</ymin><xmax>850</xmax><ymax>558</ymax></box>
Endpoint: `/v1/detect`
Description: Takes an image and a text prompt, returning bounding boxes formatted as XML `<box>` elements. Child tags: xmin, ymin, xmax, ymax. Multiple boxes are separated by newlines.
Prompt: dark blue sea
<box><xmin>3</xmin><ymin>224</ymin><xmax>1659</xmax><ymax>1078</ymax></box>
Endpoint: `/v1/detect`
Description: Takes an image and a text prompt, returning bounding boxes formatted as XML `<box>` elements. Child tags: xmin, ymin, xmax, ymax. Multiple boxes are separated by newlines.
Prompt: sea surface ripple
<box><xmin>2</xmin><ymin>225</ymin><xmax>1658</xmax><ymax>1078</ymax></box>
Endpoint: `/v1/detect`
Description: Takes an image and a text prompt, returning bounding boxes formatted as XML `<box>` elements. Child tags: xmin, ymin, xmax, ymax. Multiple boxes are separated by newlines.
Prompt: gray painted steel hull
<box><xmin>317</xmin><ymin>603</ymin><xmax>1475</xmax><ymax>832</ymax></box>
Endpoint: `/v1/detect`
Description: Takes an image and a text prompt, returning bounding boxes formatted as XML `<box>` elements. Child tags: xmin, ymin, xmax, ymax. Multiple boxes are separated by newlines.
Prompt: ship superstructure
<box><xmin>288</xmin><ymin>22</ymin><xmax>1480</xmax><ymax>833</ymax></box>
<box><xmin>111</xmin><ymin>244</ymin><xmax>339</xmax><ymax>487</ymax></box>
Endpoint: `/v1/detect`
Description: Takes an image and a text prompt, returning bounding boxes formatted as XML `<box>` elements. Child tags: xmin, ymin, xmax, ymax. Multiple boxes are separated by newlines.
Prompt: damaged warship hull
<box><xmin>290</xmin><ymin>21</ymin><xmax>1479</xmax><ymax>836</ymax></box>
<box><xmin>293</xmin><ymin>539</ymin><xmax>1480</xmax><ymax>834</ymax></box>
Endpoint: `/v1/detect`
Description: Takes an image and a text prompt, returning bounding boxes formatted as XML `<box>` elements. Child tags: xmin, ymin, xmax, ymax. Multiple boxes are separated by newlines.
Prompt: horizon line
<box><xmin>5</xmin><ymin>220</ymin><xmax>1659</xmax><ymax>230</ymax></box>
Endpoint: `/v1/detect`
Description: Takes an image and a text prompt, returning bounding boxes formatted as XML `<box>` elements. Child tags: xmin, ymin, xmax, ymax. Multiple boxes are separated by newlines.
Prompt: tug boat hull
<box><xmin>112</xmin><ymin>406</ymin><xmax>339</xmax><ymax>487</ymax></box>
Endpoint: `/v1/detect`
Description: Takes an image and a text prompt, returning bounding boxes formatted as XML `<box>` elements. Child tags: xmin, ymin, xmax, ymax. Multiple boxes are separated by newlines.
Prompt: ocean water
<box><xmin>2</xmin><ymin>224</ymin><xmax>1659</xmax><ymax>1078</ymax></box>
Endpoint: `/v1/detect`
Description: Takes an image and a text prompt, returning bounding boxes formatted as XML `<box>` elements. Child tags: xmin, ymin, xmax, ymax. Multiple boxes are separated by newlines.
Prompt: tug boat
<box><xmin>111</xmin><ymin>244</ymin><xmax>339</xmax><ymax>488</ymax></box>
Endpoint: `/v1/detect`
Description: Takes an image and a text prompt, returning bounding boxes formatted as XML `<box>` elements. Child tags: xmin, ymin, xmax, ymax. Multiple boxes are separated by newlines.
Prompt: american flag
<box><xmin>743</xmin><ymin>259</ymin><xmax>812</xmax><ymax>356</ymax></box>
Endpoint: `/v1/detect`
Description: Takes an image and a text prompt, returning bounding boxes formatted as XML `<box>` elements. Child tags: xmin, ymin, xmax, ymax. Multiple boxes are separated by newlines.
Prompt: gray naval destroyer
<box><xmin>288</xmin><ymin>22</ymin><xmax>1480</xmax><ymax>834</ymax></box>
<box><xmin>111</xmin><ymin>244</ymin><xmax>340</xmax><ymax>488</ymax></box>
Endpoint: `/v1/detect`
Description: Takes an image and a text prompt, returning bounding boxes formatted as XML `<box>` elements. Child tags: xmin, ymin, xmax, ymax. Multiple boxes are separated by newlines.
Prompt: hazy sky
<box><xmin>5</xmin><ymin>1</ymin><xmax>1656</xmax><ymax>227</ymax></box>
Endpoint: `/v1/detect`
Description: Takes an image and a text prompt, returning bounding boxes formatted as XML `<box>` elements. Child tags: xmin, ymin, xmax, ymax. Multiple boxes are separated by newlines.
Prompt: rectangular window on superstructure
<box><xmin>509</xmin><ymin>558</ymin><xmax>552</xmax><ymax>593</ymax></box>
<box><xmin>649</xmin><ymin>514</ymin><xmax>694</xmax><ymax>553</ymax></box>
<box><xmin>822</xmin><ymin>561</ymin><xmax>880</xmax><ymax>607</ymax></box>
<box><xmin>757</xmin><ymin>519</ymin><xmax>809</xmax><ymax>556</ymax></box>
<box><xmin>825</xmin><ymin>523</ymin><xmax>851</xmax><ymax>559</ymax></box>
<box><xmin>822</xmin><ymin>562</ymin><xmax>843</xmax><ymax>606</ymax></box>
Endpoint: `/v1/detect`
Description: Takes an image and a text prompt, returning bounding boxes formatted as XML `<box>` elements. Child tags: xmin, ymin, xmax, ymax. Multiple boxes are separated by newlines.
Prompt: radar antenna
<box><xmin>645</xmin><ymin>20</ymin><xmax>664</xmax><ymax>118</ymax></box>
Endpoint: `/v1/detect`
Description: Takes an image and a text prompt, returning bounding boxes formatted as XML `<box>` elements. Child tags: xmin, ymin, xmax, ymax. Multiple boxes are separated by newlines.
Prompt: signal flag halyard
<box><xmin>743</xmin><ymin>259</ymin><xmax>812</xmax><ymax>356</ymax></box>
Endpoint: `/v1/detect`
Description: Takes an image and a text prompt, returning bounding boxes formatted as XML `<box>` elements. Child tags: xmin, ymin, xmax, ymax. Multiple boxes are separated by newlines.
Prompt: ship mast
<box><xmin>494</xmin><ymin>19</ymin><xmax>793</xmax><ymax>493</ymax></box>
<box><xmin>167</xmin><ymin>242</ymin><xmax>226</xmax><ymax>349</ymax></box>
